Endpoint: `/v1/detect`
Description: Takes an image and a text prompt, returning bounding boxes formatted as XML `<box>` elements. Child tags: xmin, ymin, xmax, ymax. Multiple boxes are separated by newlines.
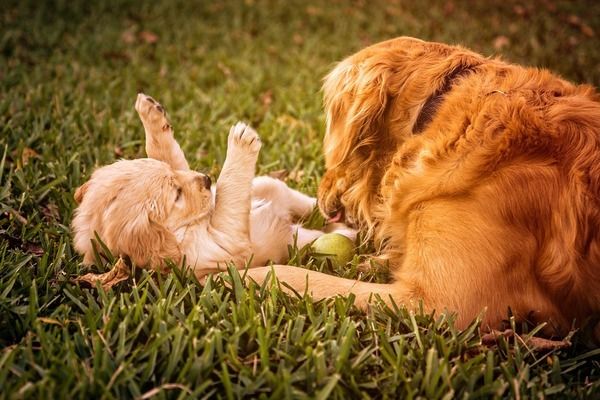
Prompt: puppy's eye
<box><xmin>175</xmin><ymin>187</ymin><xmax>183</xmax><ymax>201</ymax></box>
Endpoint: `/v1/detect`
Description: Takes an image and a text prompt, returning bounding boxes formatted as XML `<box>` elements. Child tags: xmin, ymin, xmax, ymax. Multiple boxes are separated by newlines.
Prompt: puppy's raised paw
<box><xmin>135</xmin><ymin>93</ymin><xmax>172</xmax><ymax>135</ymax></box>
<box><xmin>227</xmin><ymin>122</ymin><xmax>261</xmax><ymax>155</ymax></box>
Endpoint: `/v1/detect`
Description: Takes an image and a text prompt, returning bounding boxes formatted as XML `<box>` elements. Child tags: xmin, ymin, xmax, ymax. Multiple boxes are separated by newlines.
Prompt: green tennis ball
<box><xmin>311</xmin><ymin>233</ymin><xmax>355</xmax><ymax>267</ymax></box>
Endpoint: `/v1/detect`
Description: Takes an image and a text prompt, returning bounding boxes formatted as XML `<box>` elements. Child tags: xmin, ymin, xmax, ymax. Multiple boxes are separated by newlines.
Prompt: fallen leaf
<box><xmin>292</xmin><ymin>33</ymin><xmax>304</xmax><ymax>45</ymax></box>
<box><xmin>25</xmin><ymin>243</ymin><xmax>44</xmax><ymax>256</ymax></box>
<box><xmin>493</xmin><ymin>35</ymin><xmax>510</xmax><ymax>50</ymax></box>
<box><xmin>37</xmin><ymin>317</ymin><xmax>63</xmax><ymax>326</ymax></box>
<box><xmin>42</xmin><ymin>202</ymin><xmax>59</xmax><ymax>220</ymax></box>
<box><xmin>481</xmin><ymin>329</ymin><xmax>571</xmax><ymax>351</ymax></box>
<box><xmin>567</xmin><ymin>14</ymin><xmax>581</xmax><ymax>27</ymax></box>
<box><xmin>8</xmin><ymin>209</ymin><xmax>27</xmax><ymax>224</ymax></box>
<box><xmin>74</xmin><ymin>258</ymin><xmax>130</xmax><ymax>290</ymax></box>
<box><xmin>580</xmin><ymin>24</ymin><xmax>595</xmax><ymax>37</ymax></box>
<box><xmin>121</xmin><ymin>28</ymin><xmax>137</xmax><ymax>44</ymax></box>
<box><xmin>513</xmin><ymin>5</ymin><xmax>527</xmax><ymax>17</ymax></box>
<box><xmin>217</xmin><ymin>62</ymin><xmax>232</xmax><ymax>77</ymax></box>
<box><xmin>139</xmin><ymin>30</ymin><xmax>158</xmax><ymax>44</ymax></box>
<box><xmin>260</xmin><ymin>89</ymin><xmax>273</xmax><ymax>108</ymax></box>
<box><xmin>568</xmin><ymin>35</ymin><xmax>579</xmax><ymax>47</ymax></box>
<box><xmin>114</xmin><ymin>146</ymin><xmax>124</xmax><ymax>157</ymax></box>
<box><xmin>443</xmin><ymin>1</ymin><xmax>455</xmax><ymax>16</ymax></box>
<box><xmin>12</xmin><ymin>147</ymin><xmax>40</xmax><ymax>168</ymax></box>
<box><xmin>103</xmin><ymin>51</ymin><xmax>130</xmax><ymax>62</ymax></box>
<box><xmin>305</xmin><ymin>6</ymin><xmax>321</xmax><ymax>16</ymax></box>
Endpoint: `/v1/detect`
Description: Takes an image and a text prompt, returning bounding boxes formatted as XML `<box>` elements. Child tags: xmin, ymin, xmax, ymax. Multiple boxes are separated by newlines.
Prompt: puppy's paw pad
<box><xmin>135</xmin><ymin>93</ymin><xmax>171</xmax><ymax>133</ymax></box>
<box><xmin>228</xmin><ymin>122</ymin><xmax>261</xmax><ymax>153</ymax></box>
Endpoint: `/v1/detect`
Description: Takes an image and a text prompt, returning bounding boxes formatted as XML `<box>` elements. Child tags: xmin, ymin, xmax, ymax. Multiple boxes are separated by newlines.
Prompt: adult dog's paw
<box><xmin>135</xmin><ymin>93</ymin><xmax>172</xmax><ymax>134</ymax></box>
<box><xmin>227</xmin><ymin>122</ymin><xmax>261</xmax><ymax>155</ymax></box>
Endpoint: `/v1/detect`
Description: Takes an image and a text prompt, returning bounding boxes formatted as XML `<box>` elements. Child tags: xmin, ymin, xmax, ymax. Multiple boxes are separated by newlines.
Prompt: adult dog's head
<box><xmin>317</xmin><ymin>36</ymin><xmax>600</xmax><ymax>241</ymax></box>
<box><xmin>317</xmin><ymin>37</ymin><xmax>490</xmax><ymax>233</ymax></box>
<box><xmin>72</xmin><ymin>158</ymin><xmax>212</xmax><ymax>268</ymax></box>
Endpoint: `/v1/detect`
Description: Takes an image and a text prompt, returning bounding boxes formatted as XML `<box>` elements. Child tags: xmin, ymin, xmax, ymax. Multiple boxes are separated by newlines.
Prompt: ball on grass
<box><xmin>311</xmin><ymin>233</ymin><xmax>355</xmax><ymax>267</ymax></box>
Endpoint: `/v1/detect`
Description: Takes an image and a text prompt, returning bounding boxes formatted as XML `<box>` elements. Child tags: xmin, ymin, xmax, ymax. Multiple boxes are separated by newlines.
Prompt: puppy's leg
<box><xmin>135</xmin><ymin>93</ymin><xmax>189</xmax><ymax>171</ymax></box>
<box><xmin>209</xmin><ymin>123</ymin><xmax>261</xmax><ymax>258</ymax></box>
<box><xmin>252</xmin><ymin>176</ymin><xmax>316</xmax><ymax>218</ymax></box>
<box><xmin>293</xmin><ymin>226</ymin><xmax>324</xmax><ymax>247</ymax></box>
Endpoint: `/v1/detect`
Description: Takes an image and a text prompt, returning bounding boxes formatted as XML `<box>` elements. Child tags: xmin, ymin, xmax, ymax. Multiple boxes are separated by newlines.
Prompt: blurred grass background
<box><xmin>1</xmin><ymin>0</ymin><xmax>599</xmax><ymax>398</ymax></box>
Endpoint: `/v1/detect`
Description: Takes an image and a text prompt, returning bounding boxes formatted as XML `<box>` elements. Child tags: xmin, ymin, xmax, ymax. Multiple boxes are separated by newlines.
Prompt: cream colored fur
<box><xmin>72</xmin><ymin>94</ymin><xmax>346</xmax><ymax>277</ymax></box>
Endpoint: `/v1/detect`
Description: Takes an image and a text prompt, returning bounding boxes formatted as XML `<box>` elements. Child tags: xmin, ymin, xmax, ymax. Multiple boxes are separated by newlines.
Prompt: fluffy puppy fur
<box><xmin>72</xmin><ymin>94</ymin><xmax>337</xmax><ymax>277</ymax></box>
<box><xmin>244</xmin><ymin>37</ymin><xmax>600</xmax><ymax>336</ymax></box>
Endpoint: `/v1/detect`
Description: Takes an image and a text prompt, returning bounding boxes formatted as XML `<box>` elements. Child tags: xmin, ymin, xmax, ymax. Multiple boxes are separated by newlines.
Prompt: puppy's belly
<box><xmin>249</xmin><ymin>199</ymin><xmax>293</xmax><ymax>266</ymax></box>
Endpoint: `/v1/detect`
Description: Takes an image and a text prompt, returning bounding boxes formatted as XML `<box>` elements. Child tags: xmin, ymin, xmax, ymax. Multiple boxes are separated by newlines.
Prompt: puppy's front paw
<box><xmin>227</xmin><ymin>122</ymin><xmax>261</xmax><ymax>156</ymax></box>
<box><xmin>135</xmin><ymin>93</ymin><xmax>172</xmax><ymax>135</ymax></box>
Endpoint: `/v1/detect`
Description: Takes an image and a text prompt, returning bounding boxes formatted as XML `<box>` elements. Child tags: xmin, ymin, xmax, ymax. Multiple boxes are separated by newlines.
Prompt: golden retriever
<box><xmin>72</xmin><ymin>94</ymin><xmax>353</xmax><ymax>277</ymax></box>
<box><xmin>243</xmin><ymin>37</ymin><xmax>600</xmax><ymax>336</ymax></box>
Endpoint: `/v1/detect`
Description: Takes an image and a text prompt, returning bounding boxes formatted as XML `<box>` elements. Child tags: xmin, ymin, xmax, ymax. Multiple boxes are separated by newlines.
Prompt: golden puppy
<box><xmin>245</xmin><ymin>37</ymin><xmax>600</xmax><ymax>336</ymax></box>
<box><xmin>72</xmin><ymin>94</ymin><xmax>347</xmax><ymax>277</ymax></box>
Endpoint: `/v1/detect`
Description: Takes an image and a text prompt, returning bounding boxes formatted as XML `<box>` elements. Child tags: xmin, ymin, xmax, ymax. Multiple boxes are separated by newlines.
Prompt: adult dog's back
<box><xmin>251</xmin><ymin>37</ymin><xmax>600</xmax><ymax>335</ymax></box>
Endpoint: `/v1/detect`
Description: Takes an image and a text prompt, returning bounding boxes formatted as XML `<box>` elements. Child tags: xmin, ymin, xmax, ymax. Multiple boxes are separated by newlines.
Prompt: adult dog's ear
<box><xmin>74</xmin><ymin>181</ymin><xmax>90</xmax><ymax>204</ymax></box>
<box><xmin>103</xmin><ymin>201</ymin><xmax>181</xmax><ymax>271</ymax></box>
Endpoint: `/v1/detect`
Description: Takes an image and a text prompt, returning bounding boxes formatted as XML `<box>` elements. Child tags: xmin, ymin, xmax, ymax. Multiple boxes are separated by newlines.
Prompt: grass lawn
<box><xmin>2</xmin><ymin>0</ymin><xmax>600</xmax><ymax>398</ymax></box>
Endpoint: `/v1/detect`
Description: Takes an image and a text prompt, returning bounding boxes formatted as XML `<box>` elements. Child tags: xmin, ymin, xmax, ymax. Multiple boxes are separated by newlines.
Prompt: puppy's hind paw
<box><xmin>227</xmin><ymin>122</ymin><xmax>262</xmax><ymax>155</ymax></box>
<box><xmin>135</xmin><ymin>93</ymin><xmax>172</xmax><ymax>134</ymax></box>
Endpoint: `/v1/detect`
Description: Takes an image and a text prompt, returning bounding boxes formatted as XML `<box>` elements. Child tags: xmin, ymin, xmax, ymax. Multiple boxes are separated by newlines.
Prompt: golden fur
<box><xmin>245</xmin><ymin>37</ymin><xmax>600</xmax><ymax>335</ymax></box>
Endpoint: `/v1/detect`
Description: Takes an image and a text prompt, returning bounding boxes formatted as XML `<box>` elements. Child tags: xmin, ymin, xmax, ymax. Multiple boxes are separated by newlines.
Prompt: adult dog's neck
<box><xmin>412</xmin><ymin>65</ymin><xmax>476</xmax><ymax>134</ymax></box>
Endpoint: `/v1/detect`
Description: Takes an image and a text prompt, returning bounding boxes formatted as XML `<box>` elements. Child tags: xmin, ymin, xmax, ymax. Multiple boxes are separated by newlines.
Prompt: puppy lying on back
<box><xmin>72</xmin><ymin>94</ymin><xmax>346</xmax><ymax>276</ymax></box>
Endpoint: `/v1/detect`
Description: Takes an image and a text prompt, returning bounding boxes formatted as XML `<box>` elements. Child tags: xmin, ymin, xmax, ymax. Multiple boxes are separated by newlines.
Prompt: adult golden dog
<box><xmin>245</xmin><ymin>37</ymin><xmax>600</xmax><ymax>336</ymax></box>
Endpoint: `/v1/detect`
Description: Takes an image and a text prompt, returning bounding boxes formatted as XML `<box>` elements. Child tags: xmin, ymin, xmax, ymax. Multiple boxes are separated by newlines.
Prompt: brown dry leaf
<box><xmin>74</xmin><ymin>258</ymin><xmax>130</xmax><ymax>290</ymax></box>
<box><xmin>292</xmin><ymin>33</ymin><xmax>304</xmax><ymax>46</ymax></box>
<box><xmin>481</xmin><ymin>329</ymin><xmax>571</xmax><ymax>351</ymax></box>
<box><xmin>443</xmin><ymin>1</ymin><xmax>455</xmax><ymax>16</ymax></box>
<box><xmin>139</xmin><ymin>30</ymin><xmax>158</xmax><ymax>44</ymax></box>
<box><xmin>37</xmin><ymin>317</ymin><xmax>63</xmax><ymax>326</ymax></box>
<box><xmin>305</xmin><ymin>6</ymin><xmax>321</xmax><ymax>16</ymax></box>
<box><xmin>8</xmin><ymin>209</ymin><xmax>27</xmax><ymax>224</ymax></box>
<box><xmin>21</xmin><ymin>147</ymin><xmax>40</xmax><ymax>166</ymax></box>
<box><xmin>568</xmin><ymin>35</ymin><xmax>579</xmax><ymax>48</ymax></box>
<box><xmin>217</xmin><ymin>62</ymin><xmax>232</xmax><ymax>77</ymax></box>
<box><xmin>103</xmin><ymin>51</ymin><xmax>130</xmax><ymax>62</ymax></box>
<box><xmin>114</xmin><ymin>146</ymin><xmax>124</xmax><ymax>157</ymax></box>
<box><xmin>260</xmin><ymin>89</ymin><xmax>273</xmax><ymax>109</ymax></box>
<box><xmin>12</xmin><ymin>147</ymin><xmax>40</xmax><ymax>169</ymax></box>
<box><xmin>567</xmin><ymin>14</ymin><xmax>581</xmax><ymax>27</ymax></box>
<box><xmin>121</xmin><ymin>28</ymin><xmax>137</xmax><ymax>44</ymax></box>
<box><xmin>25</xmin><ymin>243</ymin><xmax>44</xmax><ymax>256</ymax></box>
<box><xmin>513</xmin><ymin>5</ymin><xmax>527</xmax><ymax>17</ymax></box>
<box><xmin>580</xmin><ymin>24</ymin><xmax>595</xmax><ymax>37</ymax></box>
<box><xmin>42</xmin><ymin>202</ymin><xmax>59</xmax><ymax>220</ymax></box>
<box><xmin>493</xmin><ymin>35</ymin><xmax>510</xmax><ymax>50</ymax></box>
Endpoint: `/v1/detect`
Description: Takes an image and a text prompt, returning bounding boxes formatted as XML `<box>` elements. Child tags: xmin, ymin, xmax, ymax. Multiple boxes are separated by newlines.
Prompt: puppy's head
<box><xmin>72</xmin><ymin>158</ymin><xmax>212</xmax><ymax>269</ymax></box>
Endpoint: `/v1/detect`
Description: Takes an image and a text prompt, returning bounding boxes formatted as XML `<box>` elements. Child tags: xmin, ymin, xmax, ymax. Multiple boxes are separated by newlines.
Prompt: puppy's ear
<box><xmin>74</xmin><ymin>181</ymin><xmax>91</xmax><ymax>204</ymax></box>
<box><xmin>105</xmin><ymin>207</ymin><xmax>181</xmax><ymax>271</ymax></box>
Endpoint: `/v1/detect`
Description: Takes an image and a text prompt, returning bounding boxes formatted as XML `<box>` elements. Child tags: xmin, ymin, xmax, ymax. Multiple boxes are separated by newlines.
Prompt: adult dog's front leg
<box><xmin>135</xmin><ymin>93</ymin><xmax>189</xmax><ymax>171</ymax></box>
<box><xmin>209</xmin><ymin>122</ymin><xmax>261</xmax><ymax>258</ymax></box>
<box><xmin>243</xmin><ymin>265</ymin><xmax>399</xmax><ymax>309</ymax></box>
